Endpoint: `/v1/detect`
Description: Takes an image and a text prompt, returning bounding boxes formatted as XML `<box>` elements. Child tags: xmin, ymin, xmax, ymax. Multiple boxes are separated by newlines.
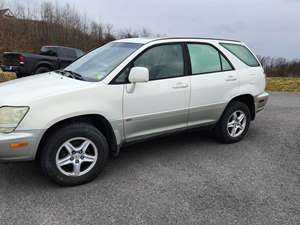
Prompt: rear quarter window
<box><xmin>220</xmin><ymin>43</ymin><xmax>260</xmax><ymax>67</ymax></box>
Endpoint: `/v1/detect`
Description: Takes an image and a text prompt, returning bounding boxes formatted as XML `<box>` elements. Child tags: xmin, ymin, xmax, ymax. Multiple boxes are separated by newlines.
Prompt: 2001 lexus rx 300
<box><xmin>0</xmin><ymin>38</ymin><xmax>269</xmax><ymax>186</ymax></box>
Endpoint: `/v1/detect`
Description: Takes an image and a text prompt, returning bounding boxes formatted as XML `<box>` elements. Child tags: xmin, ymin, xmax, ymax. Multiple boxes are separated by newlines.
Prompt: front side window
<box><xmin>220</xmin><ymin>43</ymin><xmax>260</xmax><ymax>67</ymax></box>
<box><xmin>66</xmin><ymin>42</ymin><xmax>143</xmax><ymax>82</ymax></box>
<box><xmin>134</xmin><ymin>44</ymin><xmax>184</xmax><ymax>80</ymax></box>
<box><xmin>59</xmin><ymin>48</ymin><xmax>77</xmax><ymax>58</ymax></box>
<box><xmin>75</xmin><ymin>49</ymin><xmax>85</xmax><ymax>58</ymax></box>
<box><xmin>40</xmin><ymin>47</ymin><xmax>57</xmax><ymax>57</ymax></box>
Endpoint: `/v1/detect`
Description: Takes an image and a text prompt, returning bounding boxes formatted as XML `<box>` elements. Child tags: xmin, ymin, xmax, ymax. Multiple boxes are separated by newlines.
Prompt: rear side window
<box><xmin>220</xmin><ymin>43</ymin><xmax>260</xmax><ymax>67</ymax></box>
<box><xmin>187</xmin><ymin>43</ymin><xmax>233</xmax><ymax>74</ymax></box>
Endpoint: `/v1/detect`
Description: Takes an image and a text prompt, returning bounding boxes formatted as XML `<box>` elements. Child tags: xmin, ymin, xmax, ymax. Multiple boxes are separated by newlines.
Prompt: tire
<box><xmin>16</xmin><ymin>73</ymin><xmax>26</xmax><ymax>78</ymax></box>
<box><xmin>35</xmin><ymin>66</ymin><xmax>51</xmax><ymax>74</ymax></box>
<box><xmin>40</xmin><ymin>123</ymin><xmax>109</xmax><ymax>186</ymax></box>
<box><xmin>214</xmin><ymin>101</ymin><xmax>251</xmax><ymax>144</ymax></box>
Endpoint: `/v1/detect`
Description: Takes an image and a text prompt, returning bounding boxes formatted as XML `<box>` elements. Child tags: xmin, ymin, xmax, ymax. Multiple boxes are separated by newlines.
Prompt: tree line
<box><xmin>0</xmin><ymin>0</ymin><xmax>152</xmax><ymax>54</ymax></box>
<box><xmin>258</xmin><ymin>56</ymin><xmax>300</xmax><ymax>77</ymax></box>
<box><xmin>0</xmin><ymin>1</ymin><xmax>299</xmax><ymax>77</ymax></box>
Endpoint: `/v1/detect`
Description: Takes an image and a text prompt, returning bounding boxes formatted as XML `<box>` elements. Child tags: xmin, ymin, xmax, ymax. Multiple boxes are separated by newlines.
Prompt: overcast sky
<box><xmin>27</xmin><ymin>0</ymin><xmax>300</xmax><ymax>59</ymax></box>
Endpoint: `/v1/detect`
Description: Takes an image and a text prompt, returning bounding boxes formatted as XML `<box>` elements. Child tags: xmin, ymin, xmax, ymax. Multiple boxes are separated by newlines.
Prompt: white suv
<box><xmin>0</xmin><ymin>38</ymin><xmax>269</xmax><ymax>185</ymax></box>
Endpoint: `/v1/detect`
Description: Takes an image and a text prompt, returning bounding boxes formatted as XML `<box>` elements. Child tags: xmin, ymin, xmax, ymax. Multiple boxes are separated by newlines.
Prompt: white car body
<box><xmin>0</xmin><ymin>37</ymin><xmax>269</xmax><ymax>161</ymax></box>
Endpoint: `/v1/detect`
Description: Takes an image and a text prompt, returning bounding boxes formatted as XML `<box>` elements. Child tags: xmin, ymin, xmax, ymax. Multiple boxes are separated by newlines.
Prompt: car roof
<box><xmin>43</xmin><ymin>45</ymin><xmax>80</xmax><ymax>50</ymax></box>
<box><xmin>114</xmin><ymin>37</ymin><xmax>242</xmax><ymax>45</ymax></box>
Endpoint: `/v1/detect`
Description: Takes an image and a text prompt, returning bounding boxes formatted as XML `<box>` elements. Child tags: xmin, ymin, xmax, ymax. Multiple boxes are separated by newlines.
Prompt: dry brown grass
<box><xmin>0</xmin><ymin>72</ymin><xmax>17</xmax><ymax>82</ymax></box>
<box><xmin>266</xmin><ymin>77</ymin><xmax>300</xmax><ymax>92</ymax></box>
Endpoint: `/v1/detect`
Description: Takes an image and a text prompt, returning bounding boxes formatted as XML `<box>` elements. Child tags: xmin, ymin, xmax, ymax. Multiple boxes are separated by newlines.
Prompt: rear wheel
<box><xmin>214</xmin><ymin>101</ymin><xmax>251</xmax><ymax>143</ymax></box>
<box><xmin>40</xmin><ymin>123</ymin><xmax>109</xmax><ymax>186</ymax></box>
<box><xmin>35</xmin><ymin>66</ymin><xmax>51</xmax><ymax>74</ymax></box>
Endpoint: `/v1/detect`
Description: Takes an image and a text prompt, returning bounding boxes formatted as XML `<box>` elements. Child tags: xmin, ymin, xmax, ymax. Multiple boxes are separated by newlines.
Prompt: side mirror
<box><xmin>128</xmin><ymin>67</ymin><xmax>149</xmax><ymax>83</ymax></box>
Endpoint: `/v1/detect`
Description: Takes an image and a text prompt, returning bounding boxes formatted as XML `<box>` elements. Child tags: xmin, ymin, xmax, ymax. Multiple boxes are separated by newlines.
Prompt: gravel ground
<box><xmin>0</xmin><ymin>92</ymin><xmax>299</xmax><ymax>225</ymax></box>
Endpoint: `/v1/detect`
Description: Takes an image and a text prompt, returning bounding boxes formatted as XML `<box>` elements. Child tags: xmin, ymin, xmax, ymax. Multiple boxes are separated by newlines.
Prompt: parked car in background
<box><xmin>0</xmin><ymin>37</ymin><xmax>269</xmax><ymax>186</ymax></box>
<box><xmin>0</xmin><ymin>46</ymin><xmax>85</xmax><ymax>77</ymax></box>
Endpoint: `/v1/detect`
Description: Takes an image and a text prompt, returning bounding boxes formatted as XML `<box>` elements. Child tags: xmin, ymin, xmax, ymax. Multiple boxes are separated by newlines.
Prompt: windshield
<box><xmin>65</xmin><ymin>42</ymin><xmax>143</xmax><ymax>81</ymax></box>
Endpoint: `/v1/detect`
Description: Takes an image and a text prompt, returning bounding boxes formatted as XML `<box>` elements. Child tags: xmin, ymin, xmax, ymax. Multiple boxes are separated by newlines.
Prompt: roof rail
<box><xmin>148</xmin><ymin>37</ymin><xmax>241</xmax><ymax>43</ymax></box>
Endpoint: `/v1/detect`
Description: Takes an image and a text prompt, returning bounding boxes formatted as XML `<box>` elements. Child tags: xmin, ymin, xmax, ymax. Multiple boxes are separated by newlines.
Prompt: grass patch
<box><xmin>0</xmin><ymin>72</ymin><xmax>17</xmax><ymax>82</ymax></box>
<box><xmin>267</xmin><ymin>77</ymin><xmax>300</xmax><ymax>92</ymax></box>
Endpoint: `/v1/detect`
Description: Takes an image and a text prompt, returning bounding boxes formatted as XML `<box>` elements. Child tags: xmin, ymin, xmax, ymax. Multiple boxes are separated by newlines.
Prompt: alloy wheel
<box><xmin>227</xmin><ymin>110</ymin><xmax>247</xmax><ymax>138</ymax></box>
<box><xmin>55</xmin><ymin>137</ymin><xmax>98</xmax><ymax>177</ymax></box>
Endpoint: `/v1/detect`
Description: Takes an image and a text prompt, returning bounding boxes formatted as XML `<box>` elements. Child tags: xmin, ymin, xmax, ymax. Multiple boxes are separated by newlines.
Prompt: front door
<box><xmin>122</xmin><ymin>43</ymin><xmax>190</xmax><ymax>141</ymax></box>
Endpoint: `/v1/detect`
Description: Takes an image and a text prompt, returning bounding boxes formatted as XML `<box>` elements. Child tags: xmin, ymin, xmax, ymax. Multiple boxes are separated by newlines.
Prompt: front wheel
<box><xmin>214</xmin><ymin>101</ymin><xmax>251</xmax><ymax>143</ymax></box>
<box><xmin>40</xmin><ymin>123</ymin><xmax>109</xmax><ymax>186</ymax></box>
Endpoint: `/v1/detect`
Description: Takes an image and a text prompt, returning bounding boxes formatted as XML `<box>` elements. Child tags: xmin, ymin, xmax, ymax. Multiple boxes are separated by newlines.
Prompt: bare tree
<box><xmin>0</xmin><ymin>0</ymin><xmax>150</xmax><ymax>53</ymax></box>
<box><xmin>258</xmin><ymin>55</ymin><xmax>300</xmax><ymax>77</ymax></box>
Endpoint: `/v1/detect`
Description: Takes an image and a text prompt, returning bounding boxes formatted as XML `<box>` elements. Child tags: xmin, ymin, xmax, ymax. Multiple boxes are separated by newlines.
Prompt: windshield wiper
<box><xmin>56</xmin><ymin>70</ymin><xmax>85</xmax><ymax>81</ymax></box>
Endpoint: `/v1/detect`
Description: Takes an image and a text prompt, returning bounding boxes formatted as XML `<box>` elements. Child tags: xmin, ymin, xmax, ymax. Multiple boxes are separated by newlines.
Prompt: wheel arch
<box><xmin>226</xmin><ymin>94</ymin><xmax>256</xmax><ymax>120</ymax></box>
<box><xmin>34</xmin><ymin>62</ymin><xmax>54</xmax><ymax>73</ymax></box>
<box><xmin>36</xmin><ymin>114</ymin><xmax>119</xmax><ymax>160</ymax></box>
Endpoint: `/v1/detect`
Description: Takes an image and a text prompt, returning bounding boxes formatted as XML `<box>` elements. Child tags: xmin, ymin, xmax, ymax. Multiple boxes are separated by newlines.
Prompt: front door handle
<box><xmin>172</xmin><ymin>82</ymin><xmax>189</xmax><ymax>89</ymax></box>
<box><xmin>225</xmin><ymin>75</ymin><xmax>237</xmax><ymax>82</ymax></box>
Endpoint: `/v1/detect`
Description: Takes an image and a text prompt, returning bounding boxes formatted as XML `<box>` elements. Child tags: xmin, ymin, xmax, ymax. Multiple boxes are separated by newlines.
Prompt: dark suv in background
<box><xmin>1</xmin><ymin>46</ymin><xmax>85</xmax><ymax>77</ymax></box>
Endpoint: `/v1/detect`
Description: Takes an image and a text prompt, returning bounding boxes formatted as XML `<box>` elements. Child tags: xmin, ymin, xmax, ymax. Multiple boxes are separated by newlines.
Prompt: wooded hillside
<box><xmin>0</xmin><ymin>1</ymin><xmax>150</xmax><ymax>54</ymax></box>
<box><xmin>0</xmin><ymin>1</ymin><xmax>299</xmax><ymax>77</ymax></box>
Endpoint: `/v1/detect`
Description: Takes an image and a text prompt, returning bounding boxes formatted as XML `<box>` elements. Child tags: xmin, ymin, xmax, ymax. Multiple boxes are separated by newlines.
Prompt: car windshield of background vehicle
<box><xmin>65</xmin><ymin>42</ymin><xmax>143</xmax><ymax>82</ymax></box>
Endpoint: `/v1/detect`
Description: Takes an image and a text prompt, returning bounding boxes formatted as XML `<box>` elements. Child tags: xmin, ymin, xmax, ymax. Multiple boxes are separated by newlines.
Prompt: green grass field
<box><xmin>0</xmin><ymin>72</ymin><xmax>299</xmax><ymax>92</ymax></box>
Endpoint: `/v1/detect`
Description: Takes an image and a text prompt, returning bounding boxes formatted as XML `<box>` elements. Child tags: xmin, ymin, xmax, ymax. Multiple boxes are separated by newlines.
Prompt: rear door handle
<box><xmin>172</xmin><ymin>82</ymin><xmax>189</xmax><ymax>89</ymax></box>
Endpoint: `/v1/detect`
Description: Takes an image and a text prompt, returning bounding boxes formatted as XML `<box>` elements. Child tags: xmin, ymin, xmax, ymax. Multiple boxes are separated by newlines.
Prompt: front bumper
<box><xmin>255</xmin><ymin>92</ymin><xmax>269</xmax><ymax>113</ymax></box>
<box><xmin>0</xmin><ymin>130</ymin><xmax>43</xmax><ymax>162</ymax></box>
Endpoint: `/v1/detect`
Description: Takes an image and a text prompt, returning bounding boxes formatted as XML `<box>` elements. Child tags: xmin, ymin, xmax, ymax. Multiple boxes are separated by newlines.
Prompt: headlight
<box><xmin>0</xmin><ymin>106</ymin><xmax>29</xmax><ymax>133</ymax></box>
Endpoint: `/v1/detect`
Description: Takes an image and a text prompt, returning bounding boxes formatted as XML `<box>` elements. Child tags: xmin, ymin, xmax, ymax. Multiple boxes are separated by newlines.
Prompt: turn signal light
<box><xmin>9</xmin><ymin>141</ymin><xmax>29</xmax><ymax>149</ymax></box>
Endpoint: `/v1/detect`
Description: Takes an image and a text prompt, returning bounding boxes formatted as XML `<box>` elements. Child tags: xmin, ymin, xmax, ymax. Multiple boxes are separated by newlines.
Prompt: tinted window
<box><xmin>221</xmin><ymin>55</ymin><xmax>233</xmax><ymax>71</ymax></box>
<box><xmin>40</xmin><ymin>47</ymin><xmax>57</xmax><ymax>56</ymax></box>
<box><xmin>114</xmin><ymin>65</ymin><xmax>131</xmax><ymax>83</ymax></box>
<box><xmin>133</xmin><ymin>44</ymin><xmax>184</xmax><ymax>80</ymax></box>
<box><xmin>59</xmin><ymin>48</ymin><xmax>77</xmax><ymax>58</ymax></box>
<box><xmin>75</xmin><ymin>49</ymin><xmax>85</xmax><ymax>58</ymax></box>
<box><xmin>220</xmin><ymin>43</ymin><xmax>260</xmax><ymax>67</ymax></box>
<box><xmin>188</xmin><ymin>44</ymin><xmax>222</xmax><ymax>74</ymax></box>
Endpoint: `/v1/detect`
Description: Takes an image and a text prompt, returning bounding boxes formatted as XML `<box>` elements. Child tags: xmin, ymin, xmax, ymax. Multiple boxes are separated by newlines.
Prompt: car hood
<box><xmin>0</xmin><ymin>72</ymin><xmax>93</xmax><ymax>105</ymax></box>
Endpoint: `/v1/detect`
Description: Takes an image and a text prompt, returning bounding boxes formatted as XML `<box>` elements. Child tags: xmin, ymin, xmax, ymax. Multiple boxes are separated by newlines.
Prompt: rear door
<box><xmin>186</xmin><ymin>43</ymin><xmax>238</xmax><ymax>127</ymax></box>
<box><xmin>121</xmin><ymin>43</ymin><xmax>190</xmax><ymax>141</ymax></box>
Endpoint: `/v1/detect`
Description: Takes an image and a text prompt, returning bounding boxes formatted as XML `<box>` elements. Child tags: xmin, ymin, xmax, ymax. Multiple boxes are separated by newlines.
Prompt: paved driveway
<box><xmin>0</xmin><ymin>92</ymin><xmax>299</xmax><ymax>225</ymax></box>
